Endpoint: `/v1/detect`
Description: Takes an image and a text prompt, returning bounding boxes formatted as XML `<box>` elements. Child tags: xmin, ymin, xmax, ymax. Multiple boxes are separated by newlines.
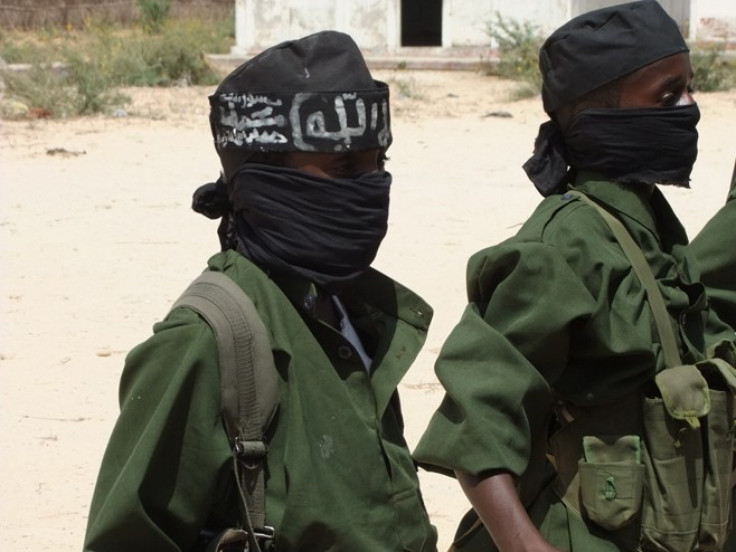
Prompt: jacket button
<box><xmin>337</xmin><ymin>345</ymin><xmax>353</xmax><ymax>360</ymax></box>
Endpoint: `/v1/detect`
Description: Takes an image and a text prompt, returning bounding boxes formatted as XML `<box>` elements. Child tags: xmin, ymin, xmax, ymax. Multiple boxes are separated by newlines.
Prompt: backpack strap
<box><xmin>171</xmin><ymin>270</ymin><xmax>279</xmax><ymax>550</ymax></box>
<box><xmin>568</xmin><ymin>190</ymin><xmax>683</xmax><ymax>369</ymax></box>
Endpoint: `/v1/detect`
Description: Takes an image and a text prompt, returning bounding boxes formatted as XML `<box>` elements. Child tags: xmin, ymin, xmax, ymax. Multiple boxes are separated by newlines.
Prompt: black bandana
<box><xmin>210</xmin><ymin>88</ymin><xmax>391</xmax><ymax>154</ymax></box>
<box><xmin>566</xmin><ymin>104</ymin><xmax>699</xmax><ymax>186</ymax></box>
<box><xmin>226</xmin><ymin>164</ymin><xmax>391</xmax><ymax>289</ymax></box>
<box><xmin>540</xmin><ymin>1</ymin><xmax>688</xmax><ymax>114</ymax></box>
<box><xmin>523</xmin><ymin>104</ymin><xmax>699</xmax><ymax>196</ymax></box>
<box><xmin>522</xmin><ymin>121</ymin><xmax>570</xmax><ymax>196</ymax></box>
<box><xmin>209</xmin><ymin>31</ymin><xmax>392</xmax><ymax>162</ymax></box>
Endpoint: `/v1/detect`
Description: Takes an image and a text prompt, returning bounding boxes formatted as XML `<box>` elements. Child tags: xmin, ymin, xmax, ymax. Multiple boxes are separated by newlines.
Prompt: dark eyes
<box><xmin>331</xmin><ymin>151</ymin><xmax>387</xmax><ymax>178</ymax></box>
<box><xmin>660</xmin><ymin>83</ymin><xmax>695</xmax><ymax>107</ymax></box>
<box><xmin>660</xmin><ymin>93</ymin><xmax>677</xmax><ymax>106</ymax></box>
<box><xmin>331</xmin><ymin>156</ymin><xmax>358</xmax><ymax>177</ymax></box>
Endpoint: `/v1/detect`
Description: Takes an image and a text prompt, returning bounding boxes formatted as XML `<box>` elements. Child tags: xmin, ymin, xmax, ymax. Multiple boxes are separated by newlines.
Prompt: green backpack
<box><xmin>171</xmin><ymin>270</ymin><xmax>280</xmax><ymax>552</ymax></box>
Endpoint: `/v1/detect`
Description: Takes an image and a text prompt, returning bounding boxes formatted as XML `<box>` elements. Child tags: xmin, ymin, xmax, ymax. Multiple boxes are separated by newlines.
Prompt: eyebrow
<box><xmin>657</xmin><ymin>71</ymin><xmax>693</xmax><ymax>92</ymax></box>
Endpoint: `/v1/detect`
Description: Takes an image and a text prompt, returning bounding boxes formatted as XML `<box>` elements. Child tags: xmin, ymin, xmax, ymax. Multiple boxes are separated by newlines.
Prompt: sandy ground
<box><xmin>1</xmin><ymin>69</ymin><xmax>735</xmax><ymax>552</ymax></box>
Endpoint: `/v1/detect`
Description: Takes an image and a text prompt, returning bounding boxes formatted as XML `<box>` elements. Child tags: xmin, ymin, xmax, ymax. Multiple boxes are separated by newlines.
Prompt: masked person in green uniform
<box><xmin>84</xmin><ymin>31</ymin><xmax>437</xmax><ymax>552</ymax></box>
<box><xmin>414</xmin><ymin>2</ymin><xmax>736</xmax><ymax>551</ymax></box>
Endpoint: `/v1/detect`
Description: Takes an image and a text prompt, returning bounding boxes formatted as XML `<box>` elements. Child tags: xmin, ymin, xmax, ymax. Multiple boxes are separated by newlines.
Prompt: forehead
<box><xmin>620</xmin><ymin>52</ymin><xmax>692</xmax><ymax>90</ymax></box>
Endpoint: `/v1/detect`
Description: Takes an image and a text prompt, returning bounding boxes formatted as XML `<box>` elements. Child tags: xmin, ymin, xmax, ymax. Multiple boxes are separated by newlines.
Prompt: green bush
<box><xmin>138</xmin><ymin>0</ymin><xmax>172</xmax><ymax>33</ymax></box>
<box><xmin>0</xmin><ymin>27</ymin><xmax>63</xmax><ymax>64</ymax></box>
<box><xmin>132</xmin><ymin>20</ymin><xmax>226</xmax><ymax>85</ymax></box>
<box><xmin>0</xmin><ymin>16</ymin><xmax>232</xmax><ymax>118</ymax></box>
<box><xmin>690</xmin><ymin>45</ymin><xmax>736</xmax><ymax>92</ymax></box>
<box><xmin>64</xmin><ymin>52</ymin><xmax>131</xmax><ymax>115</ymax></box>
<box><xmin>0</xmin><ymin>62</ymin><xmax>129</xmax><ymax>118</ymax></box>
<box><xmin>78</xmin><ymin>20</ymin><xmax>227</xmax><ymax>87</ymax></box>
<box><xmin>485</xmin><ymin>13</ymin><xmax>544</xmax><ymax>97</ymax></box>
<box><xmin>0</xmin><ymin>36</ymin><xmax>42</xmax><ymax>64</ymax></box>
<box><xmin>1</xmin><ymin>64</ymin><xmax>75</xmax><ymax>117</ymax></box>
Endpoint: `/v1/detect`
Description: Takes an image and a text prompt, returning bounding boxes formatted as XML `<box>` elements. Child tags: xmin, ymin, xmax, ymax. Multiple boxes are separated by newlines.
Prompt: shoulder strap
<box><xmin>568</xmin><ymin>191</ymin><xmax>683</xmax><ymax>368</ymax></box>
<box><xmin>171</xmin><ymin>270</ymin><xmax>279</xmax><ymax>546</ymax></box>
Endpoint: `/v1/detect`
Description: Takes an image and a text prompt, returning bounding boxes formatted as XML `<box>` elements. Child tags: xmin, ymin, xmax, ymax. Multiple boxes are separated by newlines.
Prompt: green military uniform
<box><xmin>689</xmin><ymin>173</ymin><xmax>736</xmax><ymax>329</ymax></box>
<box><xmin>84</xmin><ymin>250</ymin><xmax>437</xmax><ymax>552</ymax></box>
<box><xmin>414</xmin><ymin>174</ymin><xmax>736</xmax><ymax>551</ymax></box>
<box><xmin>690</xmin><ymin>172</ymin><xmax>736</xmax><ymax>552</ymax></box>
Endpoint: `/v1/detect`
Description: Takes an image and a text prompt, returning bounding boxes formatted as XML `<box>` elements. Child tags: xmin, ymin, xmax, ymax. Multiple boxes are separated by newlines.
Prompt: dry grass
<box><xmin>0</xmin><ymin>0</ymin><xmax>231</xmax><ymax>30</ymax></box>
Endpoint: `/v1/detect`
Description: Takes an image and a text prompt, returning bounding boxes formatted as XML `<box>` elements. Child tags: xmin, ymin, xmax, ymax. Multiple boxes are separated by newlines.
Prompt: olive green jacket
<box><xmin>690</xmin><ymin>171</ymin><xmax>736</xmax><ymax>330</ymax></box>
<box><xmin>414</xmin><ymin>176</ymin><xmax>736</xmax><ymax>550</ymax></box>
<box><xmin>84</xmin><ymin>250</ymin><xmax>437</xmax><ymax>552</ymax></box>
<box><xmin>690</xmin><ymin>172</ymin><xmax>736</xmax><ymax>552</ymax></box>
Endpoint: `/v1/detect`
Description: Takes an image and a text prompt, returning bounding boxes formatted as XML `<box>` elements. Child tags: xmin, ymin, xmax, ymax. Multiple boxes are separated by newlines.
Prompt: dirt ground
<box><xmin>1</xmin><ymin>68</ymin><xmax>735</xmax><ymax>551</ymax></box>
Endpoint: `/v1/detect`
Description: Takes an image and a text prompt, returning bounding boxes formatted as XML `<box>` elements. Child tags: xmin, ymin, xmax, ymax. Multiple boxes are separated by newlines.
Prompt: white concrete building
<box><xmin>231</xmin><ymin>0</ymin><xmax>736</xmax><ymax>56</ymax></box>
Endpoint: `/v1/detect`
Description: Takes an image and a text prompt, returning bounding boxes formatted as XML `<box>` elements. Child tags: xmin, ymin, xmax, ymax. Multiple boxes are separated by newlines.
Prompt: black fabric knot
<box><xmin>522</xmin><ymin>120</ymin><xmax>570</xmax><ymax>197</ymax></box>
<box><xmin>192</xmin><ymin>176</ymin><xmax>229</xmax><ymax>220</ymax></box>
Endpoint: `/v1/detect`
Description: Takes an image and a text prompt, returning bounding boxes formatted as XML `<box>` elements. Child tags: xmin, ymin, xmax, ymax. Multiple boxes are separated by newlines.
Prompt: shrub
<box><xmin>64</xmin><ymin>52</ymin><xmax>131</xmax><ymax>114</ymax></box>
<box><xmin>138</xmin><ymin>0</ymin><xmax>172</xmax><ymax>33</ymax></box>
<box><xmin>690</xmin><ymin>45</ymin><xmax>736</xmax><ymax>92</ymax></box>
<box><xmin>80</xmin><ymin>20</ymin><xmax>227</xmax><ymax>87</ymax></box>
<box><xmin>0</xmin><ymin>15</ymin><xmax>232</xmax><ymax>118</ymax></box>
<box><xmin>0</xmin><ymin>61</ymin><xmax>129</xmax><ymax>117</ymax></box>
<box><xmin>484</xmin><ymin>13</ymin><xmax>544</xmax><ymax>97</ymax></box>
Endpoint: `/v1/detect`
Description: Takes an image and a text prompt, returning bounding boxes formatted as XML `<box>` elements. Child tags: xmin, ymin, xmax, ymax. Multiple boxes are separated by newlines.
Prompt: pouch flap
<box><xmin>706</xmin><ymin>339</ymin><xmax>736</xmax><ymax>368</ymax></box>
<box><xmin>705</xmin><ymin>358</ymin><xmax>736</xmax><ymax>394</ymax></box>
<box><xmin>654</xmin><ymin>365</ymin><xmax>710</xmax><ymax>429</ymax></box>
<box><xmin>583</xmin><ymin>435</ymin><xmax>641</xmax><ymax>464</ymax></box>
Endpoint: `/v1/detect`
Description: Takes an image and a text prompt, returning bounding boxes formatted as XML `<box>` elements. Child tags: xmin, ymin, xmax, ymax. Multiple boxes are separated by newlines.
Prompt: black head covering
<box><xmin>209</xmin><ymin>30</ymin><xmax>391</xmax><ymax>165</ymax></box>
<box><xmin>540</xmin><ymin>0</ymin><xmax>688</xmax><ymax>114</ymax></box>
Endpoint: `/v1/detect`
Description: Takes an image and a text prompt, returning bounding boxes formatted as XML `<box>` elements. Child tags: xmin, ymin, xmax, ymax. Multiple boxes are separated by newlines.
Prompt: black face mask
<box><xmin>523</xmin><ymin>104</ymin><xmax>700</xmax><ymax>196</ymax></box>
<box><xmin>228</xmin><ymin>163</ymin><xmax>391</xmax><ymax>290</ymax></box>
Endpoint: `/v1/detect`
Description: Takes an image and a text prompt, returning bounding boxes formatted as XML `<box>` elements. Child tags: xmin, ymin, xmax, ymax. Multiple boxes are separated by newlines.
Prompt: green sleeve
<box><xmin>414</xmin><ymin>241</ymin><xmax>595</xmax><ymax>481</ymax></box>
<box><xmin>689</xmin><ymin>181</ymin><xmax>736</xmax><ymax>329</ymax></box>
<box><xmin>84</xmin><ymin>309</ymin><xmax>233</xmax><ymax>552</ymax></box>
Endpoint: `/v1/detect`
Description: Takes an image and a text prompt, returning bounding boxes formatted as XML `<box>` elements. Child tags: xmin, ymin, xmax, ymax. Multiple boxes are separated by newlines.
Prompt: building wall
<box><xmin>695</xmin><ymin>0</ymin><xmax>736</xmax><ymax>41</ymax></box>
<box><xmin>232</xmin><ymin>0</ymin><xmax>736</xmax><ymax>55</ymax></box>
<box><xmin>233</xmin><ymin>0</ymin><xmax>393</xmax><ymax>53</ymax></box>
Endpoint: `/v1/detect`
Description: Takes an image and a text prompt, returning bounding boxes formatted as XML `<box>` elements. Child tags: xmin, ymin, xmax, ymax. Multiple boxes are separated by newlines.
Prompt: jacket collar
<box><xmin>272</xmin><ymin>265</ymin><xmax>432</xmax><ymax>333</ymax></box>
<box><xmin>570</xmin><ymin>172</ymin><xmax>689</xmax><ymax>249</ymax></box>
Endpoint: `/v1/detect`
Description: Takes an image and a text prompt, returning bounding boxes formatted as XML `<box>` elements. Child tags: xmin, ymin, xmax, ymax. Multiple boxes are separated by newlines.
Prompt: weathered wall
<box><xmin>232</xmin><ymin>0</ymin><xmax>736</xmax><ymax>55</ymax></box>
<box><xmin>233</xmin><ymin>0</ymin><xmax>393</xmax><ymax>52</ymax></box>
<box><xmin>696</xmin><ymin>0</ymin><xmax>736</xmax><ymax>41</ymax></box>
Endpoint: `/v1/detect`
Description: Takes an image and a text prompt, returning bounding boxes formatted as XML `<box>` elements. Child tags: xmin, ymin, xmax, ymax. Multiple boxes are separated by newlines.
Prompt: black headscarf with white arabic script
<box><xmin>209</xmin><ymin>31</ymin><xmax>391</xmax><ymax>164</ymax></box>
<box><xmin>522</xmin><ymin>0</ymin><xmax>694</xmax><ymax>196</ymax></box>
<box><xmin>193</xmin><ymin>31</ymin><xmax>393</xmax><ymax>289</ymax></box>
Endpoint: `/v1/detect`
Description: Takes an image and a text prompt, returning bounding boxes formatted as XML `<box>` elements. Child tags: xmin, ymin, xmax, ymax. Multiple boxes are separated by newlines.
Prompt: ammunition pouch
<box><xmin>551</xmin><ymin>358</ymin><xmax>736</xmax><ymax>551</ymax></box>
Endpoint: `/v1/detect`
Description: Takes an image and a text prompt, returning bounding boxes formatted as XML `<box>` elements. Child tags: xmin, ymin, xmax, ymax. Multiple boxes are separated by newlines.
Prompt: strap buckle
<box><xmin>255</xmin><ymin>525</ymin><xmax>275</xmax><ymax>542</ymax></box>
<box><xmin>234</xmin><ymin>437</ymin><xmax>268</xmax><ymax>469</ymax></box>
<box><xmin>247</xmin><ymin>526</ymin><xmax>275</xmax><ymax>552</ymax></box>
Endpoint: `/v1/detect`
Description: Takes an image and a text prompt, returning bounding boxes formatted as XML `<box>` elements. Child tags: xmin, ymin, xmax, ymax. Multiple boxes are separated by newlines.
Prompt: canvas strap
<box><xmin>172</xmin><ymin>270</ymin><xmax>279</xmax><ymax>550</ymax></box>
<box><xmin>569</xmin><ymin>191</ymin><xmax>683</xmax><ymax>369</ymax></box>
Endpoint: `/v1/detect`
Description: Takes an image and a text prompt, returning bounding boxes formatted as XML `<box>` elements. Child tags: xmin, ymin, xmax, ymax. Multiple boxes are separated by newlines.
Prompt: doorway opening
<box><xmin>401</xmin><ymin>0</ymin><xmax>442</xmax><ymax>46</ymax></box>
